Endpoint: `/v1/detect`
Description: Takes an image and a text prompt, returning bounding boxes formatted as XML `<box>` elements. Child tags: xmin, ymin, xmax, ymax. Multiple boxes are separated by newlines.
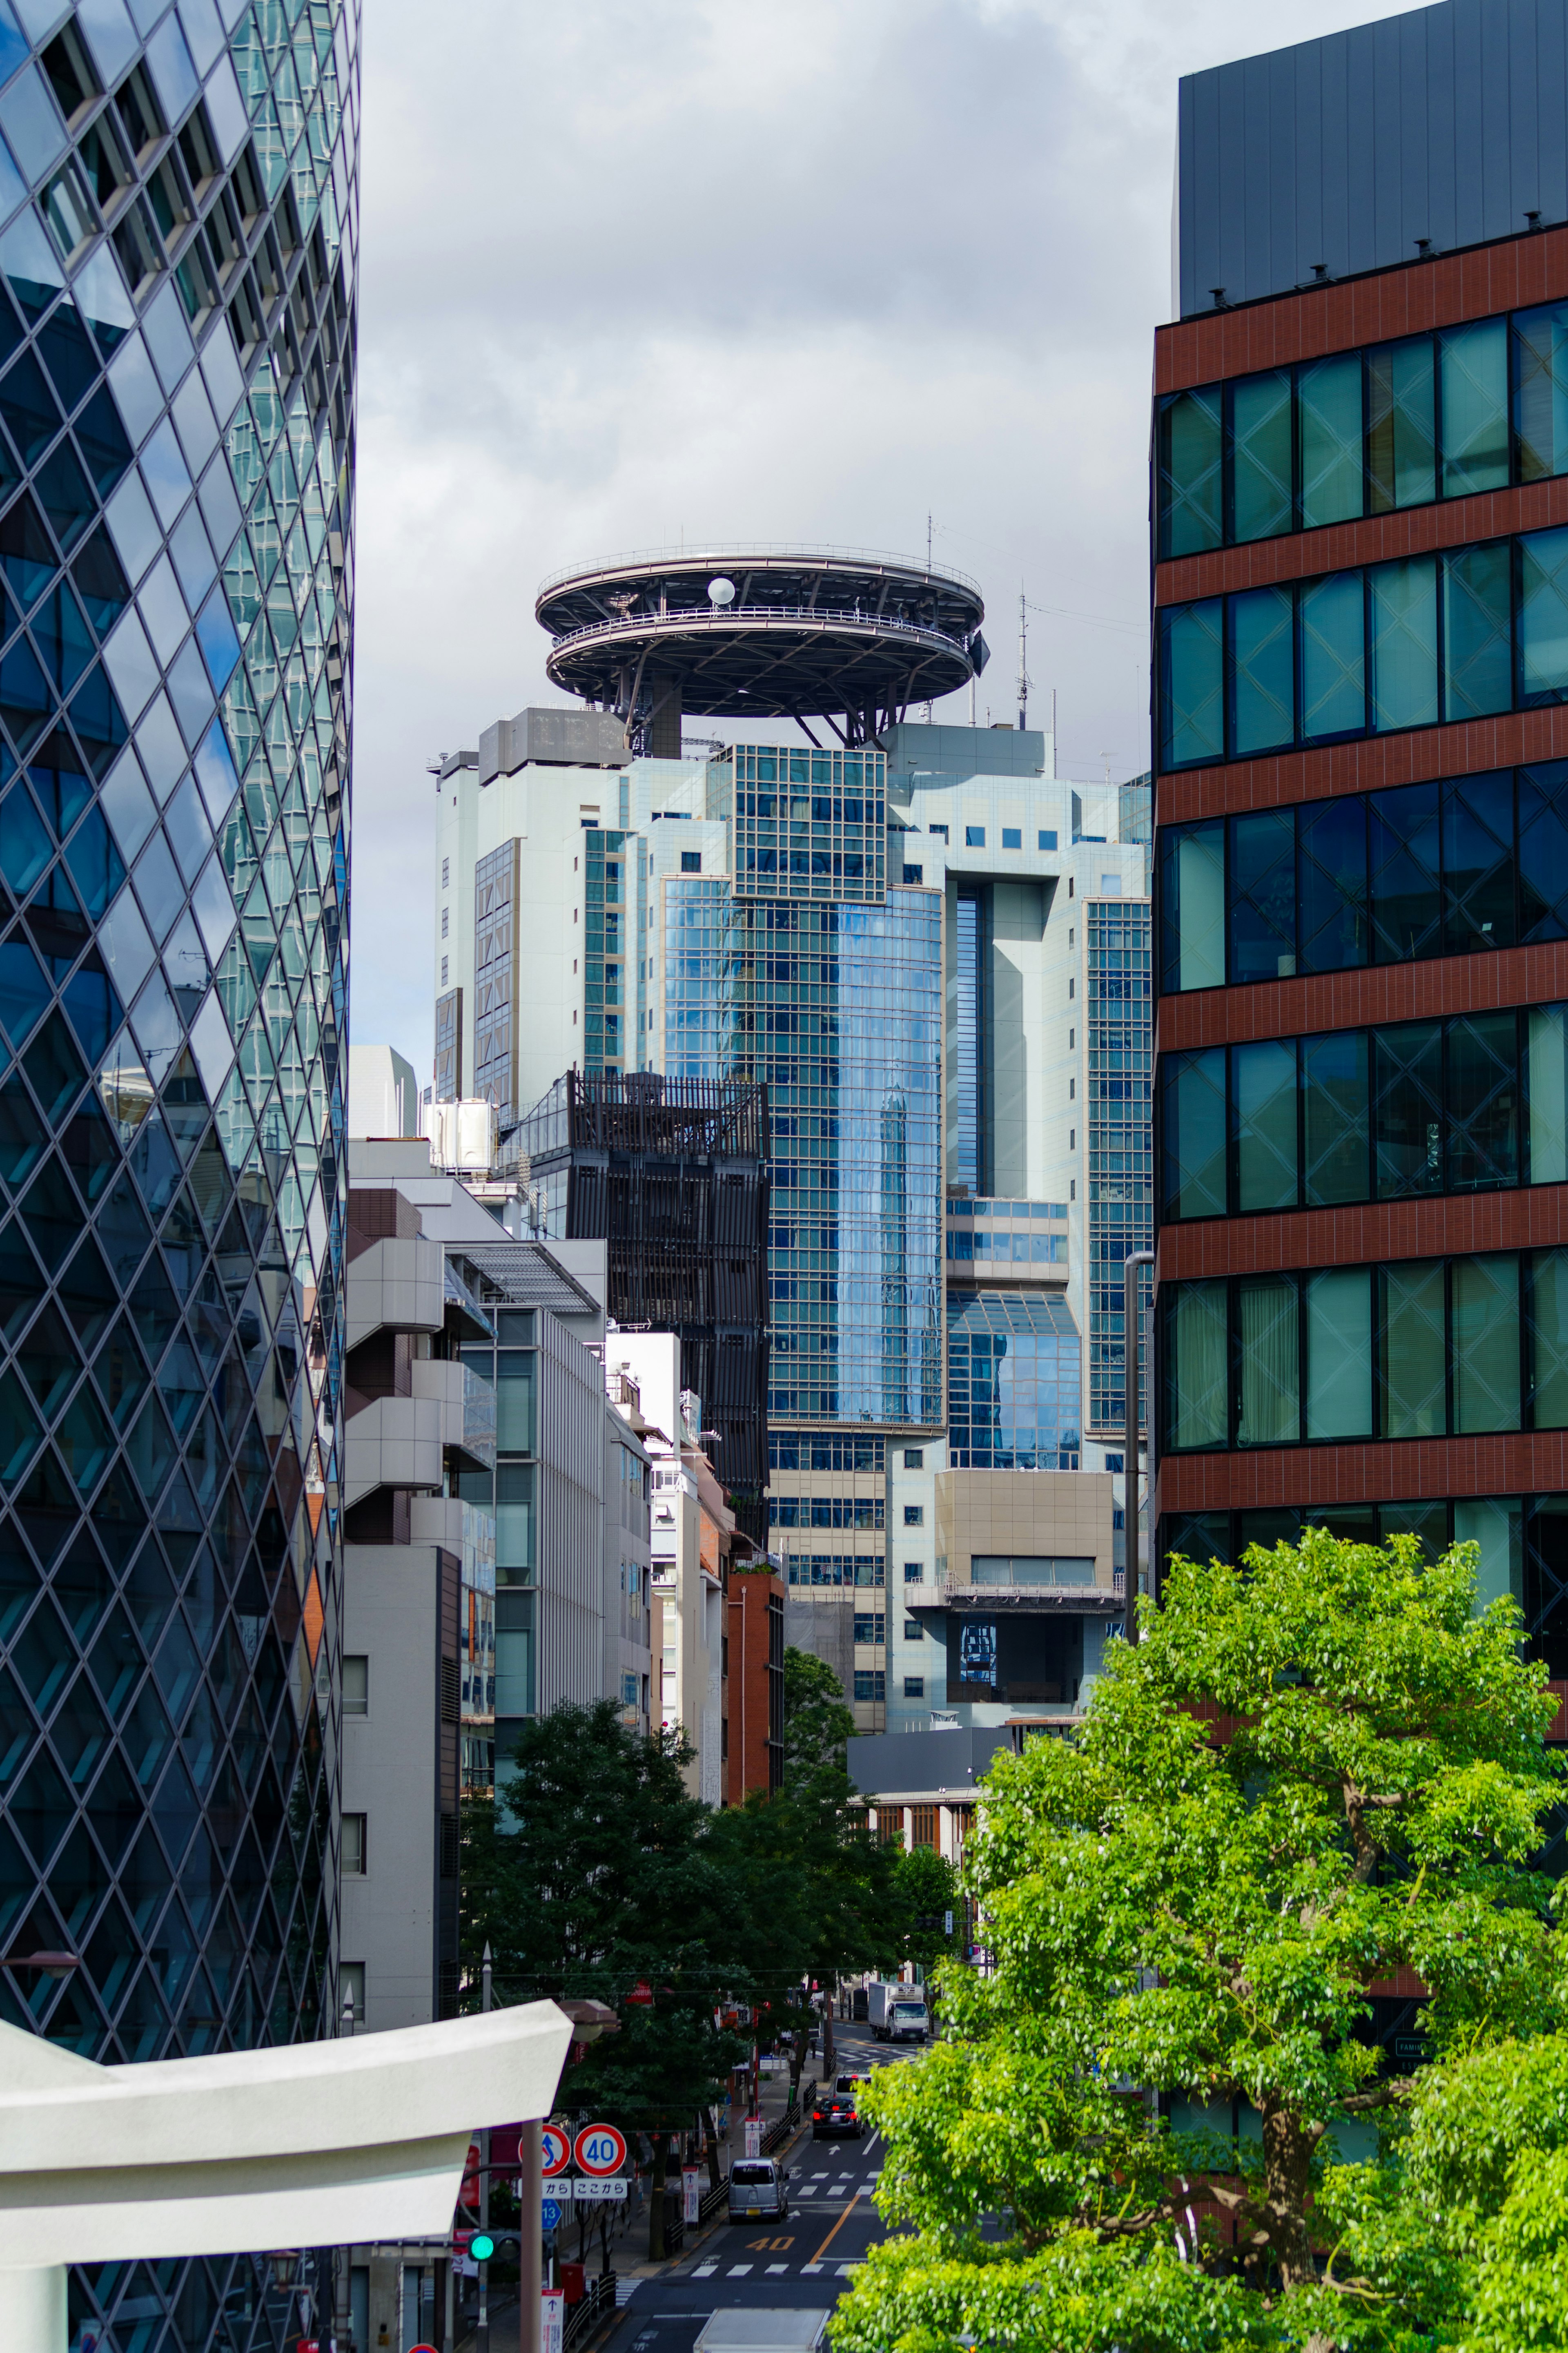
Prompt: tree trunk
<box><xmin>788</xmin><ymin>2027</ymin><xmax>806</xmax><ymax>2098</ymax></box>
<box><xmin>822</xmin><ymin>1998</ymin><xmax>835</xmax><ymax>2078</ymax></box>
<box><xmin>1259</xmin><ymin>2097</ymin><xmax>1319</xmax><ymax>2289</ymax></box>
<box><xmin>703</xmin><ymin>2107</ymin><xmax>722</xmax><ymax>2193</ymax></box>
<box><xmin>648</xmin><ymin>2136</ymin><xmax>667</xmax><ymax>2263</ymax></box>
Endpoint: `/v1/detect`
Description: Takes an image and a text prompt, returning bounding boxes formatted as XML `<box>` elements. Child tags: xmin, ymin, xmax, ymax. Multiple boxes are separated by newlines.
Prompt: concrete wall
<box><xmin>935</xmin><ymin>1469</ymin><xmax>1116</xmax><ymax>1590</ymax></box>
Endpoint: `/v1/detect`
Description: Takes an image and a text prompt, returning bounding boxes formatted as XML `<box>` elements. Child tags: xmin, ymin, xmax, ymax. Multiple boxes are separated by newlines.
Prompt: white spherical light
<box><xmin>707</xmin><ymin>576</ymin><xmax>736</xmax><ymax>607</ymax></box>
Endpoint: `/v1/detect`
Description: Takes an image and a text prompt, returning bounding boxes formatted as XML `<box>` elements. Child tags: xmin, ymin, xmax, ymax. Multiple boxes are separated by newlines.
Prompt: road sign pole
<box><xmin>477</xmin><ymin>1944</ymin><xmax>492</xmax><ymax>2353</ymax></box>
<box><xmin>519</xmin><ymin>2120</ymin><xmax>542</xmax><ymax>2353</ymax></box>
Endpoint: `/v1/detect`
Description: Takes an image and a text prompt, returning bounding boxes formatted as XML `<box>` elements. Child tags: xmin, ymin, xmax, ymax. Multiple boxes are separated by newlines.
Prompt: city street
<box><xmin>597</xmin><ymin>2030</ymin><xmax>922</xmax><ymax>2353</ymax></box>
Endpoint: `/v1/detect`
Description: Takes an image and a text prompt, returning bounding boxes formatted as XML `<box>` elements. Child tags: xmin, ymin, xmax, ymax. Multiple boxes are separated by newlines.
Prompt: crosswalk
<box><xmin>690</xmin><ymin>2261</ymin><xmax>865</xmax><ymax>2279</ymax></box>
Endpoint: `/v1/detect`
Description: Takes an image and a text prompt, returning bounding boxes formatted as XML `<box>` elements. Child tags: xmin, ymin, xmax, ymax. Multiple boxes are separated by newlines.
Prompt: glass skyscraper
<box><xmin>0</xmin><ymin>0</ymin><xmax>355</xmax><ymax>2342</ymax></box>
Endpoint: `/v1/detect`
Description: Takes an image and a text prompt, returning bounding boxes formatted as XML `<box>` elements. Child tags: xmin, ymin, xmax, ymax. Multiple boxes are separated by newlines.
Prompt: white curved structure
<box><xmin>0</xmin><ymin>2001</ymin><xmax>572</xmax><ymax>2346</ymax></box>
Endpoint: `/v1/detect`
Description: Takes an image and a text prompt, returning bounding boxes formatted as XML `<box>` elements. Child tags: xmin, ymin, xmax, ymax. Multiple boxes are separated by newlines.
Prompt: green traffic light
<box><xmin>471</xmin><ymin>2234</ymin><xmax>496</xmax><ymax>2262</ymax></box>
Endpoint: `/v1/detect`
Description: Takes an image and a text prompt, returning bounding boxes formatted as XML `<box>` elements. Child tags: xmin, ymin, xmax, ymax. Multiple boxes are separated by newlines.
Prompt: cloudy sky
<box><xmin>348</xmin><ymin>0</ymin><xmax>1429</xmax><ymax>1086</ymax></box>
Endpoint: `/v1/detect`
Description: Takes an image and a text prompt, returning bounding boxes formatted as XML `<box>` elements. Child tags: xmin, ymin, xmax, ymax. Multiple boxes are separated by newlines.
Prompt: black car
<box><xmin>812</xmin><ymin>2096</ymin><xmax>864</xmax><ymax>2139</ymax></box>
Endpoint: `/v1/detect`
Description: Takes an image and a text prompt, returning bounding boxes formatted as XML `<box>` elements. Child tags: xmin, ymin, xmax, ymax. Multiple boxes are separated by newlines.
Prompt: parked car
<box><xmin>728</xmin><ymin>2158</ymin><xmax>792</xmax><ymax>2221</ymax></box>
<box><xmin>834</xmin><ymin>2074</ymin><xmax>870</xmax><ymax>2097</ymax></box>
<box><xmin>811</xmin><ymin>2096</ymin><xmax>864</xmax><ymax>2140</ymax></box>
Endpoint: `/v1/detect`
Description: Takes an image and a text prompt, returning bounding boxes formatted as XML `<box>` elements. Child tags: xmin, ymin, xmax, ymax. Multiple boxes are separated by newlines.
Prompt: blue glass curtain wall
<box><xmin>1159</xmin><ymin>527</ymin><xmax>1568</xmax><ymax>769</ymax></box>
<box><xmin>1158</xmin><ymin>297</ymin><xmax>1568</xmax><ymax>559</ymax></box>
<box><xmin>1161</xmin><ymin>1001</ymin><xmax>1568</xmax><ymax>1220</ymax></box>
<box><xmin>0</xmin><ymin>0</ymin><xmax>359</xmax><ymax>2340</ymax></box>
<box><xmin>1159</xmin><ymin>763</ymin><xmax>1568</xmax><ymax>991</ymax></box>
<box><xmin>1162</xmin><ymin>1251</ymin><xmax>1568</xmax><ymax>1452</ymax></box>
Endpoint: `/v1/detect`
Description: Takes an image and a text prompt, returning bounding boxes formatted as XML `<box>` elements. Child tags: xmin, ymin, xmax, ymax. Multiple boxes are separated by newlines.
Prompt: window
<box><xmin>902</xmin><ymin>863</ymin><xmax>924</xmax><ymax>884</ymax></box>
<box><xmin>853</xmin><ymin>1611</ymin><xmax>886</xmax><ymax>1644</ymax></box>
<box><xmin>1100</xmin><ymin>874</ymin><xmax>1122</xmax><ymax>894</ymax></box>
<box><xmin>1160</xmin><ymin>1005</ymin><xmax>1552</xmax><ymax>1220</ymax></box>
<box><xmin>1161</xmin><ymin>764</ymin><xmax>1568</xmax><ymax>991</ymax></box>
<box><xmin>1039</xmin><ymin>829</ymin><xmax>1058</xmax><ymax>850</ymax></box>
<box><xmin>621</xmin><ymin>1672</ymin><xmax>638</xmax><ymax>1708</ymax></box>
<box><xmin>903</xmin><ymin>1447</ymin><xmax>924</xmax><ymax>1468</ymax></box>
<box><xmin>965</xmin><ymin>825</ymin><xmax>985</xmax><ymax>847</ymax></box>
<box><xmin>680</xmin><ymin>849</ymin><xmax>702</xmax><ymax>873</ymax></box>
<box><xmin>341</xmin><ymin>1962</ymin><xmax>365</xmax><ymax>2026</ymax></box>
<box><xmin>928</xmin><ymin>823</ymin><xmax>948</xmax><ymax>840</ymax></box>
<box><xmin>903</xmin><ymin>1503</ymin><xmax>924</xmax><ymax>1526</ymax></box>
<box><xmin>342</xmin><ymin>1815</ymin><xmax>367</xmax><ymax>1874</ymax></box>
<box><xmin>441</xmin><ymin>906</ymin><xmax>448</xmax><ymax>938</ymax></box>
<box><xmin>903</xmin><ymin>1617</ymin><xmax>925</xmax><ymax>1641</ymax></box>
<box><xmin>442</xmin><ymin>857</ymin><xmax>449</xmax><ymax>888</ymax></box>
<box><xmin>440</xmin><ymin>956</ymin><xmax>448</xmax><ymax>986</ymax></box>
<box><xmin>1160</xmin><ymin>1250</ymin><xmax>1564</xmax><ymax>1451</ymax></box>
<box><xmin>903</xmin><ymin>1561</ymin><xmax>924</xmax><ymax>1583</ymax></box>
<box><xmin>1159</xmin><ymin>526</ymin><xmax>1568</xmax><ymax>770</ymax></box>
<box><xmin>1002</xmin><ymin>827</ymin><xmax>1021</xmax><ymax>849</ymax></box>
<box><xmin>903</xmin><ymin>1676</ymin><xmax>925</xmax><ymax>1698</ymax></box>
<box><xmin>343</xmin><ymin>1656</ymin><xmax>368</xmax><ymax>1715</ymax></box>
<box><xmin>853</xmin><ymin>1670</ymin><xmax>886</xmax><ymax>1702</ymax></box>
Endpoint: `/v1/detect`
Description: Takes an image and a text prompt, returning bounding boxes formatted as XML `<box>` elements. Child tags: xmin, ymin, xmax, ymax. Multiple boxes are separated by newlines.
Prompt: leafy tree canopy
<box><xmin>836</xmin><ymin>1532</ymin><xmax>1566</xmax><ymax>2353</ymax></box>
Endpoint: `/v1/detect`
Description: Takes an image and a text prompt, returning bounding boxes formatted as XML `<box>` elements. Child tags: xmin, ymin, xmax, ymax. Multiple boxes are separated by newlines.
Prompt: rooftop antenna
<box><xmin>927</xmin><ymin>511</ymin><xmax>932</xmax><ymax>569</ymax></box>
<box><xmin>1017</xmin><ymin>587</ymin><xmax>1030</xmax><ymax>732</ymax></box>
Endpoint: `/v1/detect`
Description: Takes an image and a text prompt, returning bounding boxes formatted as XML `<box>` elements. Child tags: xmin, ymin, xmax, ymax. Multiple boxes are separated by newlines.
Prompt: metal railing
<box><xmin>545</xmin><ymin>605</ymin><xmax>975</xmax><ymax>659</ymax></box>
<box><xmin>537</xmin><ymin>543</ymin><xmax>983</xmax><ymax>600</ymax></box>
<box><xmin>563</xmin><ymin>2270</ymin><xmax>617</xmax><ymax>2353</ymax></box>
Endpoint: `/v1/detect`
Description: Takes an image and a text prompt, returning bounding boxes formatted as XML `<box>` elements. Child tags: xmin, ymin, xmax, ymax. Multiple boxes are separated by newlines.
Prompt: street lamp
<box><xmin>268</xmin><ymin>2252</ymin><xmax>300</xmax><ymax>2295</ymax></box>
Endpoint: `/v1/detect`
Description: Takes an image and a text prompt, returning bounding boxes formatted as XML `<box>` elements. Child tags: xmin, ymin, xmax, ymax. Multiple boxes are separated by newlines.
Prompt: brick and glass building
<box><xmin>1154</xmin><ymin>0</ymin><xmax>1568</xmax><ymax>1670</ymax></box>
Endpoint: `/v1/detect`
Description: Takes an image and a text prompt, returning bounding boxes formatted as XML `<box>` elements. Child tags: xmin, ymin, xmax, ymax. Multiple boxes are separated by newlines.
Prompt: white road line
<box><xmin>727</xmin><ymin>2263</ymin><xmax>752</xmax><ymax>2276</ymax></box>
<box><xmin>692</xmin><ymin>2264</ymin><xmax>716</xmax><ymax>2277</ymax></box>
<box><xmin>801</xmin><ymin>2262</ymin><xmax>824</xmax><ymax>2276</ymax></box>
<box><xmin>766</xmin><ymin>2263</ymin><xmax>788</xmax><ymax>2275</ymax></box>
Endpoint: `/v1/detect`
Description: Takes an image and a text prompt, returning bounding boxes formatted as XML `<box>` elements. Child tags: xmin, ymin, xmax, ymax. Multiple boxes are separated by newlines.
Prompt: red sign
<box><xmin>541</xmin><ymin>2123</ymin><xmax>572</xmax><ymax>2177</ymax></box>
<box><xmin>626</xmin><ymin>1980</ymin><xmax>653</xmax><ymax>2006</ymax></box>
<box><xmin>574</xmin><ymin>2123</ymin><xmax>628</xmax><ymax>2177</ymax></box>
<box><xmin>461</xmin><ymin>2141</ymin><xmax>480</xmax><ymax>2206</ymax></box>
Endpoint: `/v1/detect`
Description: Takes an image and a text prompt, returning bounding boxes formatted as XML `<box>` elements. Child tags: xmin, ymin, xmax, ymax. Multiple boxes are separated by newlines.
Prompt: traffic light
<box><xmin>470</xmin><ymin>2234</ymin><xmax>495</xmax><ymax>2263</ymax></box>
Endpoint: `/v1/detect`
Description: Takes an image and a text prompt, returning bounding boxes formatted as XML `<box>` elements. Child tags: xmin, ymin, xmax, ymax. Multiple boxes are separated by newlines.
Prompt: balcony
<box><xmin>343</xmin><ymin>1394</ymin><xmax>444</xmax><ymax>1508</ymax></box>
<box><xmin>346</xmin><ymin>1234</ymin><xmax>444</xmax><ymax>1349</ymax></box>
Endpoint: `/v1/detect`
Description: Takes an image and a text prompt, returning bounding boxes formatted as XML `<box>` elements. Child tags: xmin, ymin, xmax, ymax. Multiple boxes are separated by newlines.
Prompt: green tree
<box><xmin>888</xmin><ymin>1844</ymin><xmax>962</xmax><ymax>1983</ymax></box>
<box><xmin>835</xmin><ymin>1532</ymin><xmax>1564</xmax><ymax>2353</ymax></box>
<box><xmin>461</xmin><ymin>1700</ymin><xmax>755</xmax><ymax>2257</ymax></box>
<box><xmin>782</xmin><ymin>1644</ymin><xmax>857</xmax><ymax>1782</ymax></box>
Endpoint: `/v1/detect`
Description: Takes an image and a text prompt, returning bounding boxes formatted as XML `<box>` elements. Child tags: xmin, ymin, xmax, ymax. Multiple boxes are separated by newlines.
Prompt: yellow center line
<box><xmin>810</xmin><ymin>2192</ymin><xmax>863</xmax><ymax>2266</ymax></box>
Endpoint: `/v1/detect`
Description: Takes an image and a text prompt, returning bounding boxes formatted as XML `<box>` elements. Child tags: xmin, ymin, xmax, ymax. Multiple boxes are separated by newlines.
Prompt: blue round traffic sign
<box><xmin>541</xmin><ymin>2197</ymin><xmax>563</xmax><ymax>2233</ymax></box>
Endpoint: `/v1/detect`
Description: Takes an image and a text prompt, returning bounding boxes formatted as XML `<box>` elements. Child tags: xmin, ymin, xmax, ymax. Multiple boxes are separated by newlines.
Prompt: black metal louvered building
<box><xmin>512</xmin><ymin>1069</ymin><xmax>768</xmax><ymax>1537</ymax></box>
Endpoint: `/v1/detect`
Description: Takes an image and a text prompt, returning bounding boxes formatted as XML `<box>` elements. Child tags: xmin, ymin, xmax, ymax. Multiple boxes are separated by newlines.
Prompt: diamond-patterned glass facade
<box><xmin>0</xmin><ymin>0</ymin><xmax>356</xmax><ymax>2341</ymax></box>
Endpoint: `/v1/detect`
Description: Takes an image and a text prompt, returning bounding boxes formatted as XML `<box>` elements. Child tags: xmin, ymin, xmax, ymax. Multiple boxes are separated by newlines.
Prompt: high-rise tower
<box><xmin>0</xmin><ymin>0</ymin><xmax>356</xmax><ymax>2341</ymax></box>
<box><xmin>1154</xmin><ymin>0</ymin><xmax>1568</xmax><ymax>1676</ymax></box>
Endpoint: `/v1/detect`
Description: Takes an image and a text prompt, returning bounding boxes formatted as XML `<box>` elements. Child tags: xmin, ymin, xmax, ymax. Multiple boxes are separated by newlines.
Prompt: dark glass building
<box><xmin>0</xmin><ymin>0</ymin><xmax>356</xmax><ymax>2342</ymax></box>
<box><xmin>1153</xmin><ymin>0</ymin><xmax>1568</xmax><ymax>1691</ymax></box>
<box><xmin>514</xmin><ymin>1067</ymin><xmax>769</xmax><ymax>1536</ymax></box>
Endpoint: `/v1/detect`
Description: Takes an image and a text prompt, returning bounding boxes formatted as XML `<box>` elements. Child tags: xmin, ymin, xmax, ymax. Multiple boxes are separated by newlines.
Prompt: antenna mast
<box><xmin>1017</xmin><ymin>587</ymin><xmax>1030</xmax><ymax>732</ymax></box>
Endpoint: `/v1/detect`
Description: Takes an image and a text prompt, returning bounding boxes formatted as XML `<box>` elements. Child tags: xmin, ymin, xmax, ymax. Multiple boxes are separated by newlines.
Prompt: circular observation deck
<box><xmin>535</xmin><ymin>544</ymin><xmax>985</xmax><ymax>749</ymax></box>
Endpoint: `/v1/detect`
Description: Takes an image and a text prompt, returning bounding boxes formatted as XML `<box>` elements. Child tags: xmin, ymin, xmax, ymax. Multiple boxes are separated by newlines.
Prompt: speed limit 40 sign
<box><xmin>574</xmin><ymin>2123</ymin><xmax>627</xmax><ymax>2177</ymax></box>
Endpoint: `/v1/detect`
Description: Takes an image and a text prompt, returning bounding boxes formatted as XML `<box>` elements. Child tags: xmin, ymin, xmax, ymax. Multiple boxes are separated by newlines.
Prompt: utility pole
<box><xmin>1017</xmin><ymin>589</ymin><xmax>1029</xmax><ymax>732</ymax></box>
<box><xmin>1123</xmin><ymin>1252</ymin><xmax>1155</xmax><ymax>1644</ymax></box>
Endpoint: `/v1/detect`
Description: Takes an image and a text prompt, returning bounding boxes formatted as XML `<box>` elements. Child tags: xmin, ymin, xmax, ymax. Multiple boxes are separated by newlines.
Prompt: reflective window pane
<box><xmin>1228</xmin><ymin>585</ymin><xmax>1295</xmax><ymax>755</ymax></box>
<box><xmin>1299</xmin><ymin>571</ymin><xmax>1365</xmax><ymax>739</ymax></box>
<box><xmin>1158</xmin><ymin>386</ymin><xmax>1222</xmax><ymax>558</ymax></box>
<box><xmin>1159</xmin><ymin>819</ymin><xmax>1223</xmax><ymax>993</ymax></box>
<box><xmin>1298</xmin><ymin>796</ymin><xmax>1368</xmax><ymax>971</ymax></box>
<box><xmin>1446</xmin><ymin>1010</ymin><xmax>1519</xmax><ymax>1192</ymax></box>
<box><xmin>1442</xmin><ymin>542</ymin><xmax>1512</xmax><ymax>721</ymax></box>
<box><xmin>1442</xmin><ymin>769</ymin><xmax>1515</xmax><ymax>951</ymax></box>
<box><xmin>1452</xmin><ymin>1254</ymin><xmax>1520</xmax><ymax>1433</ymax></box>
<box><xmin>1372</xmin><ymin>1020</ymin><xmax>1443</xmax><ymax>1198</ymax></box>
<box><xmin>1369</xmin><ymin>555</ymin><xmax>1438</xmax><ymax>731</ymax></box>
<box><xmin>1237</xmin><ymin>1274</ymin><xmax>1298</xmax><ymax>1447</ymax></box>
<box><xmin>1162</xmin><ymin>1047</ymin><xmax>1226</xmax><ymax>1220</ymax></box>
<box><xmin>1380</xmin><ymin>1261</ymin><xmax>1447</xmax><ymax>1438</ymax></box>
<box><xmin>1368</xmin><ymin>337</ymin><xmax>1436</xmax><ymax>511</ymax></box>
<box><xmin>1165</xmin><ymin>1280</ymin><xmax>1228</xmax><ymax>1451</ymax></box>
<box><xmin>1527</xmin><ymin>1002</ymin><xmax>1568</xmax><ymax>1185</ymax></box>
<box><xmin>1299</xmin><ymin>352</ymin><xmax>1363</xmax><ymax>528</ymax></box>
<box><xmin>1305</xmin><ymin>1266</ymin><xmax>1373</xmax><ymax>1439</ymax></box>
<box><xmin>1228</xmin><ymin>808</ymin><xmax>1296</xmax><ymax>983</ymax></box>
<box><xmin>1303</xmin><ymin>1030</ymin><xmax>1370</xmax><ymax>1204</ymax></box>
<box><xmin>1233</xmin><ymin>1037</ymin><xmax>1298</xmax><ymax>1211</ymax></box>
<box><xmin>1370</xmin><ymin>781</ymin><xmax>1441</xmax><ymax>963</ymax></box>
<box><xmin>1519</xmin><ymin>524</ymin><xmax>1568</xmax><ymax>704</ymax></box>
<box><xmin>1530</xmin><ymin>1247</ymin><xmax>1568</xmax><ymax>1428</ymax></box>
<box><xmin>1160</xmin><ymin>602</ymin><xmax>1224</xmax><ymax>770</ymax></box>
<box><xmin>1519</xmin><ymin>760</ymin><xmax>1568</xmax><ymax>943</ymax></box>
<box><xmin>1439</xmin><ymin>319</ymin><xmax>1509</xmax><ymax>496</ymax></box>
<box><xmin>1230</xmin><ymin>370</ymin><xmax>1292</xmax><ymax>543</ymax></box>
<box><xmin>1515</xmin><ymin>299</ymin><xmax>1568</xmax><ymax>484</ymax></box>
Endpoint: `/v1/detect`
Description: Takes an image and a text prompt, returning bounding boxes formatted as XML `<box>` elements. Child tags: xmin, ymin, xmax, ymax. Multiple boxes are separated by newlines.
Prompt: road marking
<box><xmin>810</xmin><ymin>2192</ymin><xmax>861</xmax><ymax>2265</ymax></box>
<box><xmin>691</xmin><ymin>2264</ymin><xmax>716</xmax><ymax>2277</ymax></box>
<box><xmin>864</xmin><ymin>2131</ymin><xmax>881</xmax><ymax>2153</ymax></box>
<box><xmin>828</xmin><ymin>2183</ymin><xmax>847</xmax><ymax>2197</ymax></box>
<box><xmin>727</xmin><ymin>2263</ymin><xmax>752</xmax><ymax>2276</ymax></box>
<box><xmin>801</xmin><ymin>2262</ymin><xmax>824</xmax><ymax>2276</ymax></box>
<box><xmin>837</xmin><ymin>2262</ymin><xmax>864</xmax><ymax>2276</ymax></box>
<box><xmin>766</xmin><ymin>2263</ymin><xmax>788</xmax><ymax>2275</ymax></box>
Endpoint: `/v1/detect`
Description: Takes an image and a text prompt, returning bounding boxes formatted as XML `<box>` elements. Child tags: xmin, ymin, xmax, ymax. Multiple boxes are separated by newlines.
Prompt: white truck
<box><xmin>867</xmin><ymin>1981</ymin><xmax>931</xmax><ymax>2042</ymax></box>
